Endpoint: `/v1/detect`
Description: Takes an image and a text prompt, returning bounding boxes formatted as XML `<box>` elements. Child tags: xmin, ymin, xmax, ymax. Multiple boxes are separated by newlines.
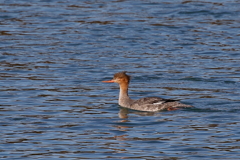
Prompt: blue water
<box><xmin>0</xmin><ymin>0</ymin><xmax>240</xmax><ymax>159</ymax></box>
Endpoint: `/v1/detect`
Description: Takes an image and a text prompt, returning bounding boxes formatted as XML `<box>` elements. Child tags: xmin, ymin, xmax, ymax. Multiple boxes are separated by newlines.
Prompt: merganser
<box><xmin>102</xmin><ymin>71</ymin><xmax>193</xmax><ymax>112</ymax></box>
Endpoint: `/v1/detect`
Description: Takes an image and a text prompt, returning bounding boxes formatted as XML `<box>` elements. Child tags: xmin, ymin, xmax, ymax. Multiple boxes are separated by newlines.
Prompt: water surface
<box><xmin>0</xmin><ymin>0</ymin><xmax>240</xmax><ymax>159</ymax></box>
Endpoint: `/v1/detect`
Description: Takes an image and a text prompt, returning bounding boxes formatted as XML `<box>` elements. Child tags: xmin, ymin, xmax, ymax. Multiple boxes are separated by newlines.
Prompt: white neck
<box><xmin>118</xmin><ymin>83</ymin><xmax>132</xmax><ymax>108</ymax></box>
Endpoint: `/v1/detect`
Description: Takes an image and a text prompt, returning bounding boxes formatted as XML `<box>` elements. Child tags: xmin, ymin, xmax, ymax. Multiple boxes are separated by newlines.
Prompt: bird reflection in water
<box><xmin>118</xmin><ymin>108</ymin><xmax>156</xmax><ymax>119</ymax></box>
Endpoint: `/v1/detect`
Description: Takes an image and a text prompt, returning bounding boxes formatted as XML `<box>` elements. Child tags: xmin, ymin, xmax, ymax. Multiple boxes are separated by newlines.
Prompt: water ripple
<box><xmin>0</xmin><ymin>0</ymin><xmax>240</xmax><ymax>159</ymax></box>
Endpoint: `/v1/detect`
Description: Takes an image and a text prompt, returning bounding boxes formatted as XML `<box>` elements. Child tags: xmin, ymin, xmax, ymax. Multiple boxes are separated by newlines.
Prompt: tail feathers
<box><xmin>175</xmin><ymin>102</ymin><xmax>193</xmax><ymax>108</ymax></box>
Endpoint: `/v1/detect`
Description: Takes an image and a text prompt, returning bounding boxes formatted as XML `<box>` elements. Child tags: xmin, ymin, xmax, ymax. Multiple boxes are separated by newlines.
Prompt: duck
<box><xmin>102</xmin><ymin>71</ymin><xmax>193</xmax><ymax>112</ymax></box>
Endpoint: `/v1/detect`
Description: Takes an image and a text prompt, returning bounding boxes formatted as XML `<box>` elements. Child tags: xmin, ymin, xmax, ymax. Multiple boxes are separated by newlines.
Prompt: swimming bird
<box><xmin>102</xmin><ymin>71</ymin><xmax>193</xmax><ymax>112</ymax></box>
